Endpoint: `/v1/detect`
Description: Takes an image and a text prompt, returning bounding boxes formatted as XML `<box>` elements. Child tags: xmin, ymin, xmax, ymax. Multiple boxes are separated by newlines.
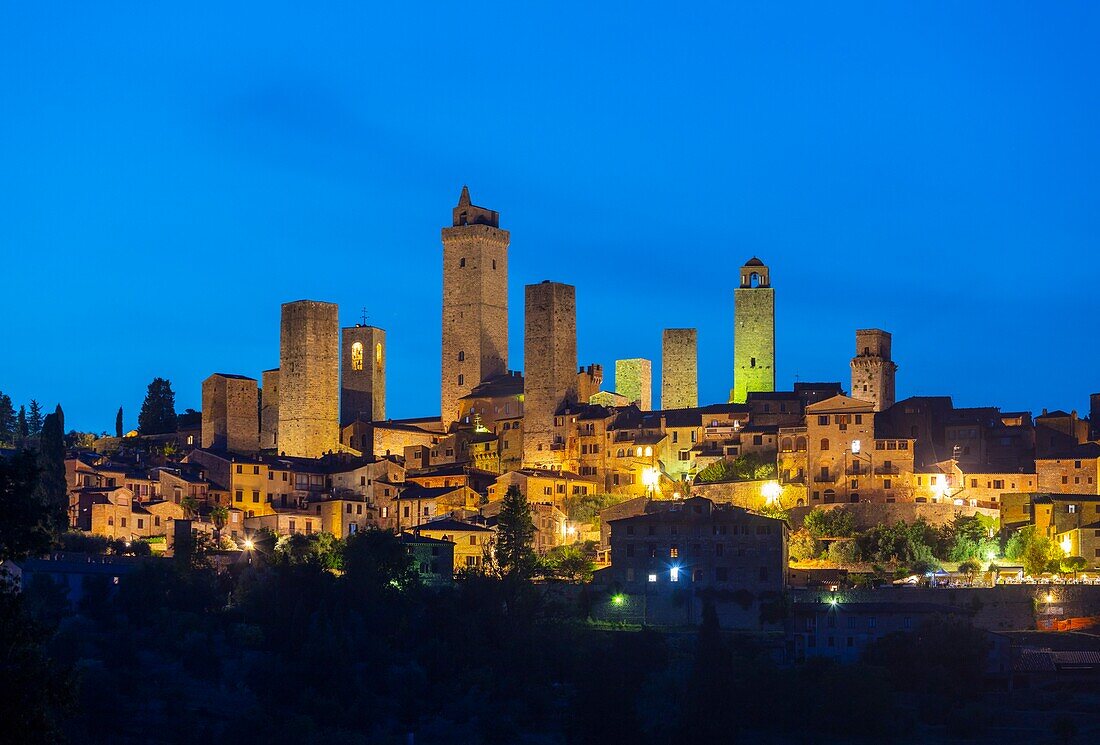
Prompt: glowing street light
<box><xmin>243</xmin><ymin>538</ymin><xmax>254</xmax><ymax>550</ymax></box>
<box><xmin>761</xmin><ymin>481</ymin><xmax>782</xmax><ymax>506</ymax></box>
<box><xmin>611</xmin><ymin>593</ymin><xmax>626</xmax><ymax>606</ymax></box>
<box><xmin>1061</xmin><ymin>536</ymin><xmax>1073</xmax><ymax>555</ymax></box>
<box><xmin>642</xmin><ymin>467</ymin><xmax>660</xmax><ymax>498</ymax></box>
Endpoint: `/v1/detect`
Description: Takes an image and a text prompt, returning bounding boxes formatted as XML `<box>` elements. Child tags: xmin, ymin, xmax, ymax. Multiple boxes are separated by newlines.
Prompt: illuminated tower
<box><xmin>278</xmin><ymin>300</ymin><xmax>339</xmax><ymax>457</ymax></box>
<box><xmin>850</xmin><ymin>329</ymin><xmax>897</xmax><ymax>412</ymax></box>
<box><xmin>441</xmin><ymin>186</ymin><xmax>509</xmax><ymax>424</ymax></box>
<box><xmin>341</xmin><ymin>324</ymin><xmax>386</xmax><ymax>424</ymax></box>
<box><xmin>523</xmin><ymin>281</ymin><xmax>577</xmax><ymax>469</ymax></box>
<box><xmin>201</xmin><ymin>373</ymin><xmax>259</xmax><ymax>453</ymax></box>
<box><xmin>616</xmin><ymin>358</ymin><xmax>652</xmax><ymax>411</ymax></box>
<box><xmin>731</xmin><ymin>257</ymin><xmax>775</xmax><ymax>403</ymax></box>
<box><xmin>661</xmin><ymin>328</ymin><xmax>698</xmax><ymax>409</ymax></box>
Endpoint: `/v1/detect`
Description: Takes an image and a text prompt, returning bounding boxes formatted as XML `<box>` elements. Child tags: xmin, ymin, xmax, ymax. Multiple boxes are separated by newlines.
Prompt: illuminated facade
<box><xmin>731</xmin><ymin>257</ymin><xmax>775</xmax><ymax>404</ymax></box>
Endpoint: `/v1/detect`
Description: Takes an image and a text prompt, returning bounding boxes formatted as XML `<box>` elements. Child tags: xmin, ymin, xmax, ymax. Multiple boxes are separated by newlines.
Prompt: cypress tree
<box><xmin>32</xmin><ymin>406</ymin><xmax>68</xmax><ymax>541</ymax></box>
<box><xmin>115</xmin><ymin>406</ymin><xmax>124</xmax><ymax>438</ymax></box>
<box><xmin>0</xmin><ymin>392</ymin><xmax>14</xmax><ymax>445</ymax></box>
<box><xmin>27</xmin><ymin>399</ymin><xmax>43</xmax><ymax>438</ymax></box>
<box><xmin>16</xmin><ymin>405</ymin><xmax>28</xmax><ymax>444</ymax></box>
<box><xmin>138</xmin><ymin>378</ymin><xmax>177</xmax><ymax>435</ymax></box>
<box><xmin>495</xmin><ymin>484</ymin><xmax>537</xmax><ymax>579</ymax></box>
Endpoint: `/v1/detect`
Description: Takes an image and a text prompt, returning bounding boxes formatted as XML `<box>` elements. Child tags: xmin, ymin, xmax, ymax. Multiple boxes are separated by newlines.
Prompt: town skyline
<box><xmin>4</xmin><ymin>4</ymin><xmax>1100</xmax><ymax>431</ymax></box>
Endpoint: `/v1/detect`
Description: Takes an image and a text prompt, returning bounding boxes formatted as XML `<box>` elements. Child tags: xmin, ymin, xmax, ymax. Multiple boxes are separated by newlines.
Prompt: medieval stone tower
<box><xmin>441</xmin><ymin>186</ymin><xmax>509</xmax><ymax>424</ymax></box>
<box><xmin>259</xmin><ymin>368</ymin><xmax>279</xmax><ymax>449</ymax></box>
<box><xmin>616</xmin><ymin>359</ymin><xmax>652</xmax><ymax>411</ymax></box>
<box><xmin>661</xmin><ymin>328</ymin><xmax>698</xmax><ymax>409</ymax></box>
<box><xmin>523</xmin><ymin>281</ymin><xmax>577</xmax><ymax>469</ymax></box>
<box><xmin>201</xmin><ymin>373</ymin><xmax>259</xmax><ymax>453</ymax></box>
<box><xmin>850</xmin><ymin>329</ymin><xmax>897</xmax><ymax>412</ymax></box>
<box><xmin>278</xmin><ymin>300</ymin><xmax>339</xmax><ymax>458</ymax></box>
<box><xmin>731</xmin><ymin>257</ymin><xmax>775</xmax><ymax>404</ymax></box>
<box><xmin>341</xmin><ymin>324</ymin><xmax>386</xmax><ymax>425</ymax></box>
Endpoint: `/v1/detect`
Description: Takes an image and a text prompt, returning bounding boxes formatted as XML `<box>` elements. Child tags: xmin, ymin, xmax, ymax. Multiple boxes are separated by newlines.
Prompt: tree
<box><xmin>541</xmin><ymin>544</ymin><xmax>595</xmax><ymax>582</ymax></box>
<box><xmin>138</xmin><ymin>378</ymin><xmax>177</xmax><ymax>435</ymax></box>
<box><xmin>16</xmin><ymin>405</ymin><xmax>28</xmax><ymax>445</ymax></box>
<box><xmin>0</xmin><ymin>450</ymin><xmax>52</xmax><ymax>561</ymax></box>
<box><xmin>343</xmin><ymin>529</ymin><xmax>418</xmax><ymax>592</ymax></box>
<box><xmin>495</xmin><ymin>484</ymin><xmax>537</xmax><ymax>579</ymax></box>
<box><xmin>695</xmin><ymin>453</ymin><xmax>777</xmax><ymax>483</ymax></box>
<box><xmin>1007</xmin><ymin>526</ymin><xmax>1059</xmax><ymax>576</ymax></box>
<box><xmin>0</xmin><ymin>391</ymin><xmax>15</xmax><ymax>445</ymax></box>
<box><xmin>957</xmin><ymin>559</ymin><xmax>981</xmax><ymax>585</ymax></box>
<box><xmin>1060</xmin><ymin>556</ymin><xmax>1087</xmax><ymax>581</ymax></box>
<box><xmin>681</xmin><ymin>599</ymin><xmax>732</xmax><ymax>740</ymax></box>
<box><xmin>115</xmin><ymin>406</ymin><xmax>124</xmax><ymax>438</ymax></box>
<box><xmin>31</xmin><ymin>406</ymin><xmax>67</xmax><ymax>543</ymax></box>
<box><xmin>210</xmin><ymin>505</ymin><xmax>229</xmax><ymax>540</ymax></box>
<box><xmin>803</xmin><ymin>507</ymin><xmax>855</xmax><ymax>539</ymax></box>
<box><xmin>27</xmin><ymin>400</ymin><xmax>43</xmax><ymax>438</ymax></box>
<box><xmin>788</xmin><ymin>528</ymin><xmax>819</xmax><ymax>562</ymax></box>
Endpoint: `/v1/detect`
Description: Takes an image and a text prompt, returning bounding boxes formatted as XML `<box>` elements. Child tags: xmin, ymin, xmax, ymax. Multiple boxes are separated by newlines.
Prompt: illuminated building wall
<box><xmin>260</xmin><ymin>368</ymin><xmax>279</xmax><ymax>450</ymax></box>
<box><xmin>341</xmin><ymin>324</ymin><xmax>386</xmax><ymax>425</ymax></box>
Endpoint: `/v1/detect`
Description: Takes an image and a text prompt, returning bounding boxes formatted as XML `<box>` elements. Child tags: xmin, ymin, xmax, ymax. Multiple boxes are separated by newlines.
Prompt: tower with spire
<box><xmin>731</xmin><ymin>257</ymin><xmax>775</xmax><ymax>403</ymax></box>
<box><xmin>440</xmin><ymin>186</ymin><xmax>510</xmax><ymax>423</ymax></box>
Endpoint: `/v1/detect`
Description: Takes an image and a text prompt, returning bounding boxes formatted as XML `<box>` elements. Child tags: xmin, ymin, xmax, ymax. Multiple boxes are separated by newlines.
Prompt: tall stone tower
<box><xmin>850</xmin><ymin>329</ymin><xmax>897</xmax><ymax>412</ymax></box>
<box><xmin>201</xmin><ymin>373</ymin><xmax>259</xmax><ymax>453</ymax></box>
<box><xmin>731</xmin><ymin>257</ymin><xmax>775</xmax><ymax>404</ymax></box>
<box><xmin>259</xmin><ymin>368</ymin><xmax>279</xmax><ymax>449</ymax></box>
<box><xmin>661</xmin><ymin>328</ymin><xmax>698</xmax><ymax>409</ymax></box>
<box><xmin>278</xmin><ymin>300</ymin><xmax>339</xmax><ymax>458</ymax></box>
<box><xmin>616</xmin><ymin>359</ymin><xmax>653</xmax><ymax>411</ymax></box>
<box><xmin>441</xmin><ymin>186</ymin><xmax>509</xmax><ymax>424</ymax></box>
<box><xmin>341</xmin><ymin>324</ymin><xmax>386</xmax><ymax>425</ymax></box>
<box><xmin>523</xmin><ymin>281</ymin><xmax>577</xmax><ymax>469</ymax></box>
<box><xmin>1091</xmin><ymin>393</ymin><xmax>1100</xmax><ymax>441</ymax></box>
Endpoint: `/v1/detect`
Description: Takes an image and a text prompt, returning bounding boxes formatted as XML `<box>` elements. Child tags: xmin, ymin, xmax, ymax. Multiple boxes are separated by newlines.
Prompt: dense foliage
<box><xmin>694</xmin><ymin>453</ymin><xmax>777</xmax><ymax>483</ymax></box>
<box><xmin>137</xmin><ymin>377</ymin><xmax>177</xmax><ymax>435</ymax></box>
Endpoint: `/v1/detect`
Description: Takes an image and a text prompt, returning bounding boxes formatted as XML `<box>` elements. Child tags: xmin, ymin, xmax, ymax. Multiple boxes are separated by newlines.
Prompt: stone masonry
<box><xmin>616</xmin><ymin>358</ymin><xmax>652</xmax><ymax>411</ymax></box>
<box><xmin>850</xmin><ymin>329</ymin><xmax>897</xmax><ymax>412</ymax></box>
<box><xmin>201</xmin><ymin>373</ymin><xmax>259</xmax><ymax>453</ymax></box>
<box><xmin>661</xmin><ymin>328</ymin><xmax>698</xmax><ymax>409</ymax></box>
<box><xmin>732</xmin><ymin>257</ymin><xmax>775</xmax><ymax>403</ymax></box>
<box><xmin>341</xmin><ymin>324</ymin><xmax>386</xmax><ymax>425</ymax></box>
<box><xmin>441</xmin><ymin>186</ymin><xmax>509</xmax><ymax>424</ymax></box>
<box><xmin>524</xmin><ymin>281</ymin><xmax>577</xmax><ymax>469</ymax></box>
<box><xmin>278</xmin><ymin>300</ymin><xmax>339</xmax><ymax>458</ymax></box>
<box><xmin>260</xmin><ymin>368</ymin><xmax>279</xmax><ymax>449</ymax></box>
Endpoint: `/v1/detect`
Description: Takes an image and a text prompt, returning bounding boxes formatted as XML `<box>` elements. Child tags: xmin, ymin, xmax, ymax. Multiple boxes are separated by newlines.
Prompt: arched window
<box><xmin>796</xmin><ymin>498</ymin><xmax>805</xmax><ymax>507</ymax></box>
<box><xmin>617</xmin><ymin>448</ymin><xmax>625</xmax><ymax>457</ymax></box>
<box><xmin>780</xmin><ymin>437</ymin><xmax>793</xmax><ymax>452</ymax></box>
<box><xmin>820</xmin><ymin>438</ymin><xmax>830</xmax><ymax>451</ymax></box>
<box><xmin>375</xmin><ymin>343</ymin><xmax>383</xmax><ymax>368</ymax></box>
<box><xmin>457</xmin><ymin>351</ymin><xmax>465</xmax><ymax>362</ymax></box>
<box><xmin>351</xmin><ymin>342</ymin><xmax>364</xmax><ymax>371</ymax></box>
<box><xmin>635</xmin><ymin>447</ymin><xmax>643</xmax><ymax>458</ymax></box>
<box><xmin>644</xmin><ymin>446</ymin><xmax>653</xmax><ymax>457</ymax></box>
<box><xmin>750</xmin><ymin>272</ymin><xmax>760</xmax><ymax>287</ymax></box>
<box><xmin>795</xmin><ymin>436</ymin><xmax>807</xmax><ymax>451</ymax></box>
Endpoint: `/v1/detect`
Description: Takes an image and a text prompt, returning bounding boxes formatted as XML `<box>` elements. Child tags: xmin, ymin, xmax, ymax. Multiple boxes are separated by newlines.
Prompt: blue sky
<box><xmin>1</xmin><ymin>2</ymin><xmax>1098</xmax><ymax>431</ymax></box>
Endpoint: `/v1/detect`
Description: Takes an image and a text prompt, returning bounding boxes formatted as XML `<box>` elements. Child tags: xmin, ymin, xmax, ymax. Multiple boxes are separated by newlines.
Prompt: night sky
<box><xmin>2</xmin><ymin>3</ymin><xmax>1098</xmax><ymax>432</ymax></box>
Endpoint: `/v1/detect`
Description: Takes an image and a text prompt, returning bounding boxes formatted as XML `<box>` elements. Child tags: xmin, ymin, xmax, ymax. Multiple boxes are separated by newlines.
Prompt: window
<box><xmin>459</xmin><ymin>257</ymin><xmax>466</xmax><ymax>267</ymax></box>
<box><xmin>469</xmin><ymin>536</ymin><xmax>477</xmax><ymax>545</ymax></box>
<box><xmin>458</xmin><ymin>351</ymin><xmax>465</xmax><ymax>362</ymax></box>
<box><xmin>670</xmin><ymin>545</ymin><xmax>679</xmax><ymax>558</ymax></box>
<box><xmin>458</xmin><ymin>374</ymin><xmax>464</xmax><ymax>386</ymax></box>
<box><xmin>854</xmin><ymin>415</ymin><xmax>862</xmax><ymax>424</ymax></box>
<box><xmin>750</xmin><ymin>357</ymin><xmax>757</xmax><ymax>368</ymax></box>
<box><xmin>818</xmin><ymin>415</ymin><xmax>829</xmax><ymax>425</ymax></box>
<box><xmin>252</xmin><ymin>491</ymin><xmax>260</xmax><ymax>503</ymax></box>
<box><xmin>236</xmin><ymin>465</ymin><xmax>242</xmax><ymax>474</ymax></box>
<box><xmin>820</xmin><ymin>439</ymin><xmax>830</xmax><ymax>451</ymax></box>
<box><xmin>235</xmin><ymin>490</ymin><xmax>243</xmax><ymax>503</ymax></box>
<box><xmin>351</xmin><ymin>342</ymin><xmax>364</xmax><ymax>370</ymax></box>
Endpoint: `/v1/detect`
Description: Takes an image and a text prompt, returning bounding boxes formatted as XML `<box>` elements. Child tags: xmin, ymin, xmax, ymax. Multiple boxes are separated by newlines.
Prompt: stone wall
<box><xmin>523</xmin><ymin>281</ymin><xmax>577</xmax><ymax>468</ymax></box>
<box><xmin>341</xmin><ymin>325</ymin><xmax>386</xmax><ymax>424</ymax></box>
<box><xmin>278</xmin><ymin>300</ymin><xmax>339</xmax><ymax>458</ymax></box>
<box><xmin>661</xmin><ymin>328</ymin><xmax>697</xmax><ymax>410</ymax></box>
<box><xmin>850</xmin><ymin>329</ymin><xmax>897</xmax><ymax>412</ymax></box>
<box><xmin>201</xmin><ymin>373</ymin><xmax>259</xmax><ymax>453</ymax></box>
<box><xmin>615</xmin><ymin>358</ymin><xmax>652</xmax><ymax>411</ymax></box>
<box><xmin>787</xmin><ymin>501</ymin><xmax>999</xmax><ymax>530</ymax></box>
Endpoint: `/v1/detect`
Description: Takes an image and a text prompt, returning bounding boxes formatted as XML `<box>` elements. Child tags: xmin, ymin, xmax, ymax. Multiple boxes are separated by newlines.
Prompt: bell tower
<box><xmin>731</xmin><ymin>257</ymin><xmax>775</xmax><ymax>403</ymax></box>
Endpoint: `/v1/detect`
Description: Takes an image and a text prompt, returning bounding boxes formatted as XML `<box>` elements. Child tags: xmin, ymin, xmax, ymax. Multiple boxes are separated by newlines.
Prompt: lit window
<box><xmin>351</xmin><ymin>342</ymin><xmax>364</xmax><ymax>371</ymax></box>
<box><xmin>670</xmin><ymin>566</ymin><xmax>680</xmax><ymax>582</ymax></box>
<box><xmin>648</xmin><ymin>573</ymin><xmax>657</xmax><ymax>583</ymax></box>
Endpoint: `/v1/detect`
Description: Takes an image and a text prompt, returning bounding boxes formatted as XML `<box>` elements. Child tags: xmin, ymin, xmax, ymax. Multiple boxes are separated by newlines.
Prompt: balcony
<box><xmin>875</xmin><ymin>465</ymin><xmax>900</xmax><ymax>475</ymax></box>
<box><xmin>813</xmin><ymin>472</ymin><xmax>834</xmax><ymax>483</ymax></box>
<box><xmin>781</xmin><ymin>474</ymin><xmax>806</xmax><ymax>485</ymax></box>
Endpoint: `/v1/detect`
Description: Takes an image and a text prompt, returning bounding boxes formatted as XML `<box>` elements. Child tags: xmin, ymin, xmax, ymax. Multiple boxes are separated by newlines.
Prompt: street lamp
<box><xmin>642</xmin><ymin>467</ymin><xmax>660</xmax><ymax>499</ymax></box>
<box><xmin>761</xmin><ymin>480</ymin><xmax>782</xmax><ymax>506</ymax></box>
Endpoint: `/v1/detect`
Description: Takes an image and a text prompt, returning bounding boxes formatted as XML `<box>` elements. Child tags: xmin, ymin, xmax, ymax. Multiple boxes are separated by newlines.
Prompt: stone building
<box><xmin>341</xmin><ymin>324</ymin><xmax>386</xmax><ymax>425</ymax></box>
<box><xmin>577</xmin><ymin>364</ymin><xmax>603</xmax><ymax>403</ymax></box>
<box><xmin>661</xmin><ymin>328</ymin><xmax>698</xmax><ymax>410</ymax></box>
<box><xmin>278</xmin><ymin>300</ymin><xmax>340</xmax><ymax>458</ymax></box>
<box><xmin>523</xmin><ymin>281</ymin><xmax>577</xmax><ymax>470</ymax></box>
<box><xmin>732</xmin><ymin>257</ymin><xmax>775</xmax><ymax>404</ymax></box>
<box><xmin>260</xmin><ymin>368</ymin><xmax>279</xmax><ymax>449</ymax></box>
<box><xmin>441</xmin><ymin>186</ymin><xmax>509</xmax><ymax>424</ymax></box>
<box><xmin>616</xmin><ymin>358</ymin><xmax>652</xmax><ymax>411</ymax></box>
<box><xmin>201</xmin><ymin>373</ymin><xmax>259</xmax><ymax>453</ymax></box>
<box><xmin>850</xmin><ymin>329</ymin><xmax>897</xmax><ymax>412</ymax></box>
<box><xmin>1036</xmin><ymin>443</ymin><xmax>1100</xmax><ymax>495</ymax></box>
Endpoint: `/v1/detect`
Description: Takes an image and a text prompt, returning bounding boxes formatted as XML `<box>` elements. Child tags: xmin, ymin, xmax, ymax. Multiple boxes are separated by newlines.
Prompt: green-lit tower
<box><xmin>731</xmin><ymin>257</ymin><xmax>775</xmax><ymax>403</ymax></box>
